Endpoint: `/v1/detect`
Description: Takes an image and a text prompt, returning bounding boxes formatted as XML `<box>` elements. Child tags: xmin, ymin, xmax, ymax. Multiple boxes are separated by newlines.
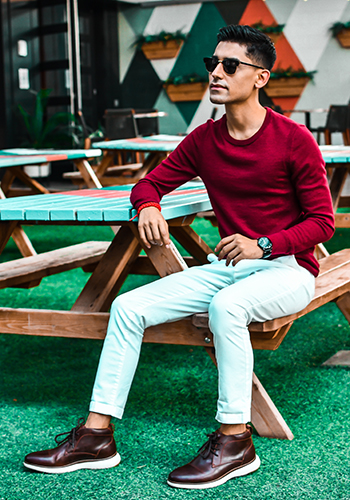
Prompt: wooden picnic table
<box><xmin>0</xmin><ymin>180</ymin><xmax>212</xmax><ymax>324</ymax></box>
<box><xmin>0</xmin><ymin>148</ymin><xmax>103</xmax><ymax>194</ymax></box>
<box><xmin>319</xmin><ymin>145</ymin><xmax>350</xmax><ymax>228</ymax></box>
<box><xmin>83</xmin><ymin>134</ymin><xmax>185</xmax><ymax>187</ymax></box>
<box><xmin>0</xmin><ymin>148</ymin><xmax>102</xmax><ymax>258</ymax></box>
<box><xmin>0</xmin><ymin>180</ymin><xmax>348</xmax><ymax>441</ymax></box>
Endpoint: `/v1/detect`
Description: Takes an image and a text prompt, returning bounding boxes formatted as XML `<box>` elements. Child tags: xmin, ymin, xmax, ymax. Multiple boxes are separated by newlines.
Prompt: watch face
<box><xmin>259</xmin><ymin>237</ymin><xmax>272</xmax><ymax>250</ymax></box>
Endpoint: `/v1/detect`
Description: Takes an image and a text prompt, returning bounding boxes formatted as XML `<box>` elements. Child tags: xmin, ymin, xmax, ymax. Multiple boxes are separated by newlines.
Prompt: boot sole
<box><xmin>167</xmin><ymin>455</ymin><xmax>260</xmax><ymax>490</ymax></box>
<box><xmin>23</xmin><ymin>452</ymin><xmax>121</xmax><ymax>474</ymax></box>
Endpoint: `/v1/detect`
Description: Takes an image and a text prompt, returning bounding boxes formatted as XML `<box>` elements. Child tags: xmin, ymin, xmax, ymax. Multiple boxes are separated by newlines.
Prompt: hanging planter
<box><xmin>330</xmin><ymin>22</ymin><xmax>350</xmax><ymax>48</ymax></box>
<box><xmin>252</xmin><ymin>22</ymin><xmax>285</xmax><ymax>44</ymax></box>
<box><xmin>335</xmin><ymin>29</ymin><xmax>350</xmax><ymax>48</ymax></box>
<box><xmin>141</xmin><ymin>40</ymin><xmax>184</xmax><ymax>60</ymax></box>
<box><xmin>164</xmin><ymin>82</ymin><xmax>209</xmax><ymax>102</ymax></box>
<box><xmin>265</xmin><ymin>69</ymin><xmax>316</xmax><ymax>98</ymax></box>
<box><xmin>163</xmin><ymin>74</ymin><xmax>208</xmax><ymax>102</ymax></box>
<box><xmin>134</xmin><ymin>31</ymin><xmax>187</xmax><ymax>60</ymax></box>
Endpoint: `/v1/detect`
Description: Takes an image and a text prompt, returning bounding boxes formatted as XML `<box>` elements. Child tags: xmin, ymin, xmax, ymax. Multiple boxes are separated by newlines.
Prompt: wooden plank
<box><xmin>322</xmin><ymin>350</ymin><xmax>350</xmax><ymax>366</ymax></box>
<box><xmin>336</xmin><ymin>291</ymin><xmax>350</xmax><ymax>323</ymax></box>
<box><xmin>251</xmin><ymin>373</ymin><xmax>294</xmax><ymax>440</ymax></box>
<box><xmin>338</xmin><ymin>195</ymin><xmax>350</xmax><ymax>208</ymax></box>
<box><xmin>0</xmin><ymin>221</ymin><xmax>18</xmax><ymax>254</ymax></box>
<box><xmin>0</xmin><ymin>169</ymin><xmax>16</xmax><ymax>196</ymax></box>
<box><xmin>318</xmin><ymin>248</ymin><xmax>350</xmax><ymax>273</ymax></box>
<box><xmin>74</xmin><ymin>158</ymin><xmax>103</xmax><ymax>189</ymax></box>
<box><xmin>329</xmin><ymin>166</ymin><xmax>349</xmax><ymax>210</ymax></box>
<box><xmin>10</xmin><ymin>225</ymin><xmax>37</xmax><ymax>258</ymax></box>
<box><xmin>204</xmin><ymin>347</ymin><xmax>294</xmax><ymax>440</ymax></box>
<box><xmin>129</xmin><ymin>223</ymin><xmax>188</xmax><ymax>278</ymax></box>
<box><xmin>314</xmin><ymin>243</ymin><xmax>329</xmax><ymax>260</ymax></box>
<box><xmin>169</xmin><ymin>225</ymin><xmax>213</xmax><ymax>264</ymax></box>
<box><xmin>71</xmin><ymin>225</ymin><xmax>141</xmax><ymax>312</ymax></box>
<box><xmin>0</xmin><ymin>241</ymin><xmax>111</xmax><ymax>289</ymax></box>
<box><xmin>335</xmin><ymin>213</ymin><xmax>350</xmax><ymax>227</ymax></box>
<box><xmin>0</xmin><ymin>308</ymin><xmax>109</xmax><ymax>338</ymax></box>
<box><xmin>0</xmin><ymin>187</ymin><xmax>36</xmax><ymax>257</ymax></box>
<box><xmin>10</xmin><ymin>166</ymin><xmax>50</xmax><ymax>194</ymax></box>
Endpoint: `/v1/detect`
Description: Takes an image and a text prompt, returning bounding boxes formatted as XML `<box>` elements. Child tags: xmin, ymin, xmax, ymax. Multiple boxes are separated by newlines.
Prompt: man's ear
<box><xmin>254</xmin><ymin>69</ymin><xmax>270</xmax><ymax>89</ymax></box>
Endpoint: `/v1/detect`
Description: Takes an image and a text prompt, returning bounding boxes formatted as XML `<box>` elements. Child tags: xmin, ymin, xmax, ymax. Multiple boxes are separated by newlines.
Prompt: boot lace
<box><xmin>198</xmin><ymin>432</ymin><xmax>221</xmax><ymax>459</ymax></box>
<box><xmin>54</xmin><ymin>418</ymin><xmax>85</xmax><ymax>447</ymax></box>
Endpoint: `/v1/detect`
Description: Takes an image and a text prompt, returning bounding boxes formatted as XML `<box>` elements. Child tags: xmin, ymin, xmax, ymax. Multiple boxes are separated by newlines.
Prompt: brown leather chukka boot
<box><xmin>167</xmin><ymin>425</ymin><xmax>260</xmax><ymax>489</ymax></box>
<box><xmin>24</xmin><ymin>418</ymin><xmax>120</xmax><ymax>474</ymax></box>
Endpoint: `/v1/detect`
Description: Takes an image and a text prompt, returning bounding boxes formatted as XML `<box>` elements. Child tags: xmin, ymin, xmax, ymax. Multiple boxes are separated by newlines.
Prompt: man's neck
<box><xmin>225</xmin><ymin>102</ymin><xmax>266</xmax><ymax>141</ymax></box>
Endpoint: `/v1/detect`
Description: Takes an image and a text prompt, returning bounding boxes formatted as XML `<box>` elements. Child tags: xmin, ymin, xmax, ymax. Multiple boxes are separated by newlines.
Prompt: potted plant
<box><xmin>252</xmin><ymin>22</ymin><xmax>285</xmax><ymax>44</ymax></box>
<box><xmin>163</xmin><ymin>74</ymin><xmax>208</xmax><ymax>102</ymax></box>
<box><xmin>330</xmin><ymin>21</ymin><xmax>350</xmax><ymax>48</ymax></box>
<box><xmin>17</xmin><ymin>88</ymin><xmax>82</xmax><ymax>177</ymax></box>
<box><xmin>134</xmin><ymin>30</ymin><xmax>188</xmax><ymax>59</ymax></box>
<box><xmin>264</xmin><ymin>68</ymin><xmax>317</xmax><ymax>98</ymax></box>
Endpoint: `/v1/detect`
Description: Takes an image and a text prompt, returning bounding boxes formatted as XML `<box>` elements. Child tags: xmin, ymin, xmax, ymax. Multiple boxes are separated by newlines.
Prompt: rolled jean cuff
<box><xmin>215</xmin><ymin>410</ymin><xmax>251</xmax><ymax>424</ymax></box>
<box><xmin>89</xmin><ymin>400</ymin><xmax>124</xmax><ymax>420</ymax></box>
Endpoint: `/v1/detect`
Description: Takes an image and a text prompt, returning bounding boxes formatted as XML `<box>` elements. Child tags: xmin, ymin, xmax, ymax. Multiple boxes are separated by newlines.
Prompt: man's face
<box><xmin>208</xmin><ymin>41</ymin><xmax>264</xmax><ymax>105</ymax></box>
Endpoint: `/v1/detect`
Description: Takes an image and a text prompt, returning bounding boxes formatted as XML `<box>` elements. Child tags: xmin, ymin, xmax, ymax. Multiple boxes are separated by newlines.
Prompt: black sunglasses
<box><xmin>203</xmin><ymin>56</ymin><xmax>265</xmax><ymax>75</ymax></box>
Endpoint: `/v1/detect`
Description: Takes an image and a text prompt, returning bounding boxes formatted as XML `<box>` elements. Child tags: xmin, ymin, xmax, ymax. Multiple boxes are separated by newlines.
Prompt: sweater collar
<box><xmin>221</xmin><ymin>107</ymin><xmax>271</xmax><ymax>146</ymax></box>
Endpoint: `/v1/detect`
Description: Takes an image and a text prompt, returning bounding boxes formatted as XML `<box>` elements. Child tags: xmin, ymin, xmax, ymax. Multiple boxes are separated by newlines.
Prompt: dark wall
<box><xmin>0</xmin><ymin>0</ymin><xmax>120</xmax><ymax>148</ymax></box>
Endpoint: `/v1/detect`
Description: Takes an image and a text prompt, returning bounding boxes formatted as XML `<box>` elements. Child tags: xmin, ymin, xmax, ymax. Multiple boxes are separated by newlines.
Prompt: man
<box><xmin>24</xmin><ymin>25</ymin><xmax>334</xmax><ymax>489</ymax></box>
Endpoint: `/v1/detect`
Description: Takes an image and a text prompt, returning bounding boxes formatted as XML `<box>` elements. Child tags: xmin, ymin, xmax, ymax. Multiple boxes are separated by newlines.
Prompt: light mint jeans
<box><xmin>90</xmin><ymin>254</ymin><xmax>315</xmax><ymax>424</ymax></box>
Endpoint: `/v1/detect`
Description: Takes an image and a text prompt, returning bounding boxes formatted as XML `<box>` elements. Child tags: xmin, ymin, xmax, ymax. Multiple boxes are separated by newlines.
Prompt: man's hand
<box><xmin>215</xmin><ymin>233</ymin><xmax>263</xmax><ymax>266</ymax></box>
<box><xmin>138</xmin><ymin>206</ymin><xmax>171</xmax><ymax>249</ymax></box>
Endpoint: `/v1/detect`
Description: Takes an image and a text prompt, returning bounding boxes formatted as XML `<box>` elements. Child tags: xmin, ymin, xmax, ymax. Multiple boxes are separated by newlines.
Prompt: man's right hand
<box><xmin>138</xmin><ymin>206</ymin><xmax>171</xmax><ymax>249</ymax></box>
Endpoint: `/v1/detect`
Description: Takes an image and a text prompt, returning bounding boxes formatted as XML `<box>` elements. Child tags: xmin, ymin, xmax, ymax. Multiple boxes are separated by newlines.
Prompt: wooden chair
<box><xmin>310</xmin><ymin>105</ymin><xmax>350</xmax><ymax>145</ymax></box>
<box><xmin>134</xmin><ymin>108</ymin><xmax>159</xmax><ymax>137</ymax></box>
<box><xmin>63</xmin><ymin>108</ymin><xmax>143</xmax><ymax>187</ymax></box>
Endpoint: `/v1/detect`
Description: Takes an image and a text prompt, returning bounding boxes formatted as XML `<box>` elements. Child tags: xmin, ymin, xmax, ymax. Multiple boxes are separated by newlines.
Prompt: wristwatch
<box><xmin>257</xmin><ymin>237</ymin><xmax>273</xmax><ymax>259</ymax></box>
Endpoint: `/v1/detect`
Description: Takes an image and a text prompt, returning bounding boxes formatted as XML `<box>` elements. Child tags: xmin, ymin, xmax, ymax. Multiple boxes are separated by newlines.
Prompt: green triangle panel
<box><xmin>169</xmin><ymin>3</ymin><xmax>226</xmax><ymax>124</ymax></box>
<box><xmin>215</xmin><ymin>0</ymin><xmax>250</xmax><ymax>26</ymax></box>
<box><xmin>170</xmin><ymin>3</ymin><xmax>226</xmax><ymax>80</ymax></box>
<box><xmin>155</xmin><ymin>91</ymin><xmax>188</xmax><ymax>135</ymax></box>
<box><xmin>175</xmin><ymin>101</ymin><xmax>201</xmax><ymax>127</ymax></box>
<box><xmin>121</xmin><ymin>51</ymin><xmax>162</xmax><ymax>109</ymax></box>
<box><xmin>121</xmin><ymin>4</ymin><xmax>153</xmax><ymax>37</ymax></box>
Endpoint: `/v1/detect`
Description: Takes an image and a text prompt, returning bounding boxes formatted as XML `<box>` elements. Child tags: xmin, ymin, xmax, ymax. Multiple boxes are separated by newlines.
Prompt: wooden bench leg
<box><xmin>204</xmin><ymin>347</ymin><xmax>294</xmax><ymax>440</ymax></box>
<box><xmin>336</xmin><ymin>291</ymin><xmax>350</xmax><ymax>323</ymax></box>
<box><xmin>251</xmin><ymin>373</ymin><xmax>294</xmax><ymax>440</ymax></box>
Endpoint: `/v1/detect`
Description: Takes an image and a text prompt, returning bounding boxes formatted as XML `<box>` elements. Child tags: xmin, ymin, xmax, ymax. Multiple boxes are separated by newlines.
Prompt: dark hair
<box><xmin>217</xmin><ymin>25</ymin><xmax>276</xmax><ymax>70</ymax></box>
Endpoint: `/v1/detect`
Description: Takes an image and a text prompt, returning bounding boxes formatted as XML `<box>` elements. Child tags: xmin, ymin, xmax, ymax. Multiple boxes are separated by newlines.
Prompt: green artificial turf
<box><xmin>0</xmin><ymin>221</ymin><xmax>349</xmax><ymax>500</ymax></box>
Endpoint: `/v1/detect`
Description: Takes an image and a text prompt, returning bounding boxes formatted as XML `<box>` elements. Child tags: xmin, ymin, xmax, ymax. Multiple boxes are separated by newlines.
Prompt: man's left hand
<box><xmin>215</xmin><ymin>233</ymin><xmax>263</xmax><ymax>266</ymax></box>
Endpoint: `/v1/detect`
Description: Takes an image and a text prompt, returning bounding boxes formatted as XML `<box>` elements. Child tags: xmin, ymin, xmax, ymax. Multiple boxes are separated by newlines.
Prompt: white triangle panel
<box><xmin>118</xmin><ymin>12</ymin><xmax>137</xmax><ymax>84</ymax></box>
<box><xmin>144</xmin><ymin>4</ymin><xmax>202</xmax><ymax>37</ymax></box>
<box><xmin>284</xmin><ymin>0</ymin><xmax>348</xmax><ymax>71</ymax></box>
<box><xmin>150</xmin><ymin>58</ymin><xmax>178</xmax><ymax>82</ymax></box>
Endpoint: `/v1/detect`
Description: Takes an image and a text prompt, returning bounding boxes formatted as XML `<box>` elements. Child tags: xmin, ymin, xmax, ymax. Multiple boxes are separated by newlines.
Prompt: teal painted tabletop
<box><xmin>92</xmin><ymin>135</ymin><xmax>184</xmax><ymax>152</ymax></box>
<box><xmin>0</xmin><ymin>181</ymin><xmax>211</xmax><ymax>223</ymax></box>
<box><xmin>0</xmin><ymin>149</ymin><xmax>102</xmax><ymax>168</ymax></box>
<box><xmin>319</xmin><ymin>146</ymin><xmax>350</xmax><ymax>163</ymax></box>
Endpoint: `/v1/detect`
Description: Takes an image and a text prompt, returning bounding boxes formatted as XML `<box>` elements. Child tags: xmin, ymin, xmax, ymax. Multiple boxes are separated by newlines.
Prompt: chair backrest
<box><xmin>325</xmin><ymin>105</ymin><xmax>350</xmax><ymax>132</ymax></box>
<box><xmin>134</xmin><ymin>108</ymin><xmax>159</xmax><ymax>136</ymax></box>
<box><xmin>103</xmin><ymin>108</ymin><xmax>139</xmax><ymax>140</ymax></box>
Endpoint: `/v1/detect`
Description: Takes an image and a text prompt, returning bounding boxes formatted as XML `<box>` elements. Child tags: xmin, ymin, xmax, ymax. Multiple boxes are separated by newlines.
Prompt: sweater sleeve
<box><xmin>130</xmin><ymin>130</ymin><xmax>201</xmax><ymax>210</ymax></box>
<box><xmin>268</xmin><ymin>126</ymin><xmax>335</xmax><ymax>256</ymax></box>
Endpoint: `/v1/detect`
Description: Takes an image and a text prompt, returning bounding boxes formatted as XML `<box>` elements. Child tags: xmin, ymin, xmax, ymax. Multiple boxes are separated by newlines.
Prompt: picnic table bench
<box><xmin>0</xmin><ymin>182</ymin><xmax>348</xmax><ymax>441</ymax></box>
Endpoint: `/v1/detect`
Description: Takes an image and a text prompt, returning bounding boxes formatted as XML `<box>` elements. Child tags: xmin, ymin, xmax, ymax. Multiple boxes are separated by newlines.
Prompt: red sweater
<box><xmin>131</xmin><ymin>107</ymin><xmax>334</xmax><ymax>277</ymax></box>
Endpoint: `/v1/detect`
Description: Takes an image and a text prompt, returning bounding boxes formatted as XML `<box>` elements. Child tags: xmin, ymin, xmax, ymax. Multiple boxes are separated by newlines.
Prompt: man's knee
<box><xmin>208</xmin><ymin>291</ymin><xmax>250</xmax><ymax>335</ymax></box>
